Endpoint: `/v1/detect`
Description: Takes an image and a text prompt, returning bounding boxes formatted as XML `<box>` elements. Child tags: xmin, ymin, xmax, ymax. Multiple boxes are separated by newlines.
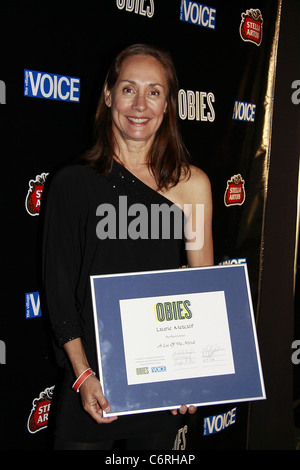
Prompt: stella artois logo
<box><xmin>240</xmin><ymin>8</ymin><xmax>263</xmax><ymax>46</ymax></box>
<box><xmin>224</xmin><ymin>174</ymin><xmax>246</xmax><ymax>207</ymax></box>
<box><xmin>25</xmin><ymin>172</ymin><xmax>48</xmax><ymax>216</ymax></box>
<box><xmin>27</xmin><ymin>386</ymin><xmax>54</xmax><ymax>434</ymax></box>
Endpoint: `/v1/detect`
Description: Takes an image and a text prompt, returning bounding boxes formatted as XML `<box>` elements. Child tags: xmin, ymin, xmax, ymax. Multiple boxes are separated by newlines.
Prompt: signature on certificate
<box><xmin>202</xmin><ymin>344</ymin><xmax>225</xmax><ymax>362</ymax></box>
<box><xmin>172</xmin><ymin>349</ymin><xmax>197</xmax><ymax>367</ymax></box>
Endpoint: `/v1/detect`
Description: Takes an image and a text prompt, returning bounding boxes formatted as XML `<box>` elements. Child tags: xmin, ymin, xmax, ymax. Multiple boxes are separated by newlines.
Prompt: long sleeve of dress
<box><xmin>41</xmin><ymin>161</ymin><xmax>187</xmax><ymax>442</ymax></box>
<box><xmin>42</xmin><ymin>167</ymin><xmax>86</xmax><ymax>348</ymax></box>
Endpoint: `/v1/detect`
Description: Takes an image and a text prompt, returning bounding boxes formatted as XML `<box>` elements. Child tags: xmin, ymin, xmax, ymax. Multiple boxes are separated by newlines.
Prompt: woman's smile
<box><xmin>127</xmin><ymin>116</ymin><xmax>151</xmax><ymax>124</ymax></box>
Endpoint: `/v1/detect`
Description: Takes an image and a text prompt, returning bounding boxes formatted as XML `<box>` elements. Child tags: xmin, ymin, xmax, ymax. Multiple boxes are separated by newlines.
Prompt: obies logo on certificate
<box><xmin>119</xmin><ymin>291</ymin><xmax>235</xmax><ymax>386</ymax></box>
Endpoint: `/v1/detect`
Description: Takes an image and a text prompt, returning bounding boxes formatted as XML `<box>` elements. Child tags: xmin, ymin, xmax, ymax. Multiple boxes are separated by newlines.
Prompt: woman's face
<box><xmin>105</xmin><ymin>55</ymin><xmax>168</xmax><ymax>146</ymax></box>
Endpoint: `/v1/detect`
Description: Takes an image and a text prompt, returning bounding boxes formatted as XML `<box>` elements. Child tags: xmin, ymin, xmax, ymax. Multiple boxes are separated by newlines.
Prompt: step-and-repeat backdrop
<box><xmin>1</xmin><ymin>0</ymin><xmax>298</xmax><ymax>450</ymax></box>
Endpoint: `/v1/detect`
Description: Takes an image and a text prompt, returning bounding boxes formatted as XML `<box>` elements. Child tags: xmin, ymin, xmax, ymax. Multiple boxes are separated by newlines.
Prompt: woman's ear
<box><xmin>104</xmin><ymin>84</ymin><xmax>112</xmax><ymax>107</ymax></box>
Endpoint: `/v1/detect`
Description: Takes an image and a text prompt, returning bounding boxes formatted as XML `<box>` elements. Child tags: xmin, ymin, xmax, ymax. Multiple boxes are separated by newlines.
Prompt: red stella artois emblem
<box><xmin>27</xmin><ymin>386</ymin><xmax>54</xmax><ymax>434</ymax></box>
<box><xmin>224</xmin><ymin>174</ymin><xmax>246</xmax><ymax>207</ymax></box>
<box><xmin>25</xmin><ymin>172</ymin><xmax>48</xmax><ymax>216</ymax></box>
<box><xmin>240</xmin><ymin>8</ymin><xmax>263</xmax><ymax>46</ymax></box>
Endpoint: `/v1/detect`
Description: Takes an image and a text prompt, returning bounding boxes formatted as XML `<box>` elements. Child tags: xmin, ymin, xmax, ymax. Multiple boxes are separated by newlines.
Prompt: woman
<box><xmin>43</xmin><ymin>44</ymin><xmax>213</xmax><ymax>450</ymax></box>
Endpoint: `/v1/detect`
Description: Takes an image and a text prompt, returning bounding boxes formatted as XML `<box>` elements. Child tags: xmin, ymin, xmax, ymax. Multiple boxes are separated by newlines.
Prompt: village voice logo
<box><xmin>180</xmin><ymin>0</ymin><xmax>216</xmax><ymax>29</ymax></box>
<box><xmin>24</xmin><ymin>69</ymin><xmax>80</xmax><ymax>102</ymax></box>
<box><xmin>25</xmin><ymin>292</ymin><xmax>41</xmax><ymax>319</ymax></box>
<box><xmin>203</xmin><ymin>407</ymin><xmax>237</xmax><ymax>435</ymax></box>
<box><xmin>232</xmin><ymin>100</ymin><xmax>256</xmax><ymax>122</ymax></box>
<box><xmin>240</xmin><ymin>8</ymin><xmax>263</xmax><ymax>46</ymax></box>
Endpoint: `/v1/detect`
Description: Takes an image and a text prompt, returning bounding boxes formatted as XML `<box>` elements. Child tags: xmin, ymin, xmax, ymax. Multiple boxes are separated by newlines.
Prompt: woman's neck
<box><xmin>112</xmin><ymin>129</ymin><xmax>155</xmax><ymax>171</ymax></box>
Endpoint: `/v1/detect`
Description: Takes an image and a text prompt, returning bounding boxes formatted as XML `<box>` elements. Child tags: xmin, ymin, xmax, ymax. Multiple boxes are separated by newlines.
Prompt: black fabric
<box><xmin>42</xmin><ymin>160</ymin><xmax>186</xmax><ymax>443</ymax></box>
<box><xmin>54</xmin><ymin>428</ymin><xmax>178</xmax><ymax>450</ymax></box>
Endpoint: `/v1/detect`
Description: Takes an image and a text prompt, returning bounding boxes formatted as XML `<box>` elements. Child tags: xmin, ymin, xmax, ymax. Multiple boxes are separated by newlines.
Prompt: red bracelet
<box><xmin>72</xmin><ymin>368</ymin><xmax>95</xmax><ymax>393</ymax></box>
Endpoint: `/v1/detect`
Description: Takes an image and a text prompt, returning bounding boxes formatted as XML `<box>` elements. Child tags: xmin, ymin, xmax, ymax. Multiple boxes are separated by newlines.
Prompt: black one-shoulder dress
<box><xmin>42</xmin><ymin>160</ymin><xmax>187</xmax><ymax>445</ymax></box>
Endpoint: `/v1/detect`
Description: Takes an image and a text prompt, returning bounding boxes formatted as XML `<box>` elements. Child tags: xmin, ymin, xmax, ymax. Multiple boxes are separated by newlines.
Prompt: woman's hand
<box><xmin>63</xmin><ymin>338</ymin><xmax>117</xmax><ymax>424</ymax></box>
<box><xmin>79</xmin><ymin>374</ymin><xmax>118</xmax><ymax>424</ymax></box>
<box><xmin>171</xmin><ymin>405</ymin><xmax>197</xmax><ymax>416</ymax></box>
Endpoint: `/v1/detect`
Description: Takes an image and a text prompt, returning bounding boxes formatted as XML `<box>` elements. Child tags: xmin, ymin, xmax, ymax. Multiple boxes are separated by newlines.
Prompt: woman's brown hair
<box><xmin>82</xmin><ymin>44</ymin><xmax>190</xmax><ymax>190</ymax></box>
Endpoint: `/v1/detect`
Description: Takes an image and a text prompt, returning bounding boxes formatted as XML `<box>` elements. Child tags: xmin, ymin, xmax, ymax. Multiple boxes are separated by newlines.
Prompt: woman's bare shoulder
<box><xmin>181</xmin><ymin>164</ymin><xmax>211</xmax><ymax>200</ymax></box>
<box><xmin>164</xmin><ymin>164</ymin><xmax>211</xmax><ymax>207</ymax></box>
<box><xmin>187</xmin><ymin>164</ymin><xmax>210</xmax><ymax>183</ymax></box>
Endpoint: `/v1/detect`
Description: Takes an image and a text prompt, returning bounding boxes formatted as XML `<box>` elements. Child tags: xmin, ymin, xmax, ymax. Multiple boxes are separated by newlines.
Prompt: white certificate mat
<box><xmin>119</xmin><ymin>291</ymin><xmax>235</xmax><ymax>385</ymax></box>
<box><xmin>90</xmin><ymin>264</ymin><xmax>265</xmax><ymax>416</ymax></box>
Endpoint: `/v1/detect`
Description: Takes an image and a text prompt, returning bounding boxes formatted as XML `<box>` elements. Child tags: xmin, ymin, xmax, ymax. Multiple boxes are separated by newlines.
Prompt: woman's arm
<box><xmin>43</xmin><ymin>169</ymin><xmax>117</xmax><ymax>424</ymax></box>
<box><xmin>170</xmin><ymin>166</ymin><xmax>213</xmax><ymax>417</ymax></box>
<box><xmin>184</xmin><ymin>166</ymin><xmax>214</xmax><ymax>267</ymax></box>
<box><xmin>64</xmin><ymin>338</ymin><xmax>118</xmax><ymax>424</ymax></box>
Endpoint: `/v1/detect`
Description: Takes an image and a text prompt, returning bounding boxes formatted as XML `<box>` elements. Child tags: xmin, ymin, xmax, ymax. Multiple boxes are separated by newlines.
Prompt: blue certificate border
<box><xmin>90</xmin><ymin>264</ymin><xmax>265</xmax><ymax>416</ymax></box>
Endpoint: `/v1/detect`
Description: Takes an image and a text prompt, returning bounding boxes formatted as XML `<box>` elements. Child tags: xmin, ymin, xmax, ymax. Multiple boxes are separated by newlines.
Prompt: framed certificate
<box><xmin>90</xmin><ymin>264</ymin><xmax>265</xmax><ymax>416</ymax></box>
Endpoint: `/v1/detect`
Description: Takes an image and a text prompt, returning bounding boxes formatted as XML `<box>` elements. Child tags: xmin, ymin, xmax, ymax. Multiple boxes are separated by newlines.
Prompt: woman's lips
<box><xmin>127</xmin><ymin>116</ymin><xmax>150</xmax><ymax>124</ymax></box>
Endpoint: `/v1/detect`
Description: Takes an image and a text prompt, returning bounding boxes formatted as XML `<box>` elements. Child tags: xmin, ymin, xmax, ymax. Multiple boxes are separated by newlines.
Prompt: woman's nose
<box><xmin>132</xmin><ymin>92</ymin><xmax>147</xmax><ymax>112</ymax></box>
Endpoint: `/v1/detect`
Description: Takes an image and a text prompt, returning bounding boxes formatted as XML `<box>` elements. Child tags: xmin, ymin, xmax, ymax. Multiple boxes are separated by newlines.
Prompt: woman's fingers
<box><xmin>80</xmin><ymin>375</ymin><xmax>118</xmax><ymax>424</ymax></box>
<box><xmin>170</xmin><ymin>405</ymin><xmax>197</xmax><ymax>415</ymax></box>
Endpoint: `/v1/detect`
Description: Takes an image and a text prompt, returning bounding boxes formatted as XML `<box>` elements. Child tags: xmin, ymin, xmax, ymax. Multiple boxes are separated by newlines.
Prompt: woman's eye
<box><xmin>123</xmin><ymin>87</ymin><xmax>134</xmax><ymax>94</ymax></box>
<box><xmin>150</xmin><ymin>90</ymin><xmax>159</xmax><ymax>96</ymax></box>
